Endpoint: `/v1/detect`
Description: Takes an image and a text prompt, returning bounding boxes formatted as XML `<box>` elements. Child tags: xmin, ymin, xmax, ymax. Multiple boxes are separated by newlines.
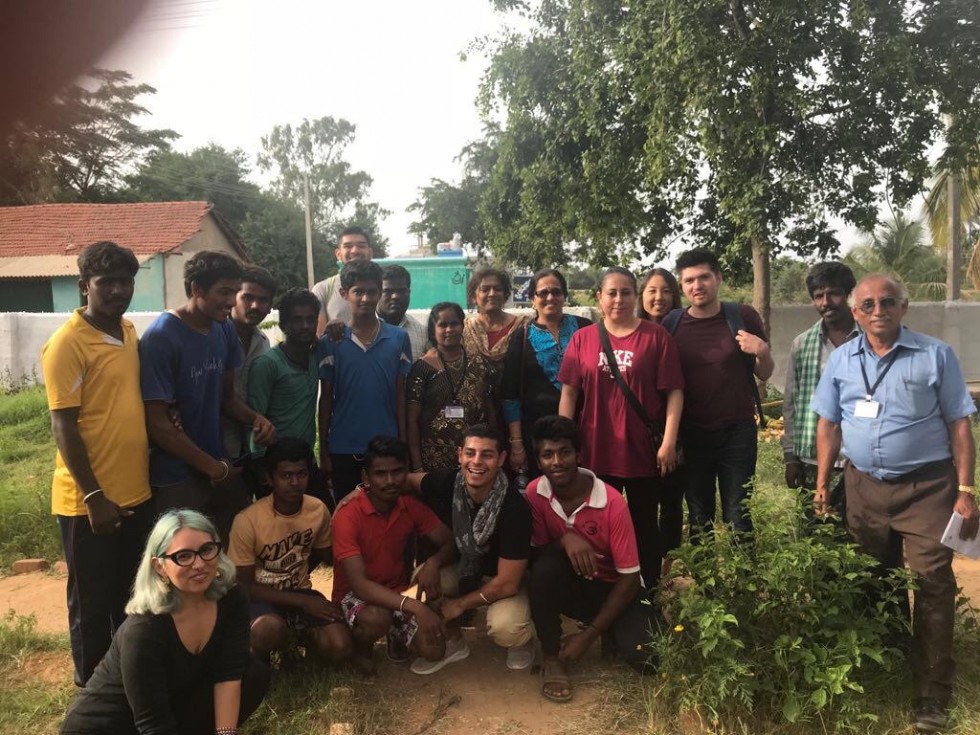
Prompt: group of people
<box><xmin>40</xmin><ymin>226</ymin><xmax>979</xmax><ymax>734</ymax></box>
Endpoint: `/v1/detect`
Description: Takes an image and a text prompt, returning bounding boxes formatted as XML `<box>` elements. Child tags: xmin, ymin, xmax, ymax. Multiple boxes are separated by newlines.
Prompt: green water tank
<box><xmin>374</xmin><ymin>256</ymin><xmax>471</xmax><ymax>310</ymax></box>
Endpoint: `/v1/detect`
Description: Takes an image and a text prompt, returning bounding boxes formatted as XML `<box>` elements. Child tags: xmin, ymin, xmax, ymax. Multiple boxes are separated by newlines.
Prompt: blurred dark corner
<box><xmin>0</xmin><ymin>1</ymin><xmax>152</xmax><ymax>133</ymax></box>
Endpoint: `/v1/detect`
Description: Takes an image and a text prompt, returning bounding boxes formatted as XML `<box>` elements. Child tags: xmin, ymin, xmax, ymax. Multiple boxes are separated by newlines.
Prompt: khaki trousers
<box><xmin>435</xmin><ymin>565</ymin><xmax>535</xmax><ymax>649</ymax></box>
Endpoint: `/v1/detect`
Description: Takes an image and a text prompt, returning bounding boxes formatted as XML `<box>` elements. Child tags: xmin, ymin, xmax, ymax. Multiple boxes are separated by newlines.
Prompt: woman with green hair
<box><xmin>61</xmin><ymin>509</ymin><xmax>268</xmax><ymax>735</ymax></box>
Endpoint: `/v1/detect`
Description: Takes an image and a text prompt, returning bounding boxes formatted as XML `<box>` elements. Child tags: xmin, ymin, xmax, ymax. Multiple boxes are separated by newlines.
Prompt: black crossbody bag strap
<box><xmin>597</xmin><ymin>321</ymin><xmax>653</xmax><ymax>427</ymax></box>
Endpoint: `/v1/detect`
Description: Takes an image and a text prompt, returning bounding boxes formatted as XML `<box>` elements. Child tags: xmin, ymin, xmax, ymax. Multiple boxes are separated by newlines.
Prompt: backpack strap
<box><xmin>661</xmin><ymin>308</ymin><xmax>684</xmax><ymax>335</ymax></box>
<box><xmin>721</xmin><ymin>301</ymin><xmax>766</xmax><ymax>428</ymax></box>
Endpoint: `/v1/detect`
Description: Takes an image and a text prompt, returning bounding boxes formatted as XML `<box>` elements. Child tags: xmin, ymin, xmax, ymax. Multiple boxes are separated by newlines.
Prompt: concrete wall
<box><xmin>5</xmin><ymin>302</ymin><xmax>980</xmax><ymax>389</ymax></box>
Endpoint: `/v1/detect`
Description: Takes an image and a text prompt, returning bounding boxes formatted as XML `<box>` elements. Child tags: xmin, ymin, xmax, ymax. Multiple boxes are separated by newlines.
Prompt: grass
<box><xmin>0</xmin><ymin>612</ymin><xmax>74</xmax><ymax>734</ymax></box>
<box><xmin>0</xmin><ymin>387</ymin><xmax>61</xmax><ymax>568</ymax></box>
<box><xmin>1</xmin><ymin>388</ymin><xmax>979</xmax><ymax>733</ymax></box>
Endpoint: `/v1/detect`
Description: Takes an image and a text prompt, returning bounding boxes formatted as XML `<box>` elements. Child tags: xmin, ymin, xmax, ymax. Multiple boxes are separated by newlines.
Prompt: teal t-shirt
<box><xmin>247</xmin><ymin>345</ymin><xmax>319</xmax><ymax>456</ymax></box>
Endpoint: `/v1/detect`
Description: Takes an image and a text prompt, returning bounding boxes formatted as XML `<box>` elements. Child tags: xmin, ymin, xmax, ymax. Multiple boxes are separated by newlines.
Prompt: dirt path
<box><xmin>5</xmin><ymin>558</ymin><xmax>980</xmax><ymax>734</ymax></box>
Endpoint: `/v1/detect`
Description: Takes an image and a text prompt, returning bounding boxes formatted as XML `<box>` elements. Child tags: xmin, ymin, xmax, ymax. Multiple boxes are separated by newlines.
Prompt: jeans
<box><xmin>329</xmin><ymin>453</ymin><xmax>364</xmax><ymax>505</ymax></box>
<box><xmin>681</xmin><ymin>419</ymin><xmax>758</xmax><ymax>535</ymax></box>
<box><xmin>57</xmin><ymin>500</ymin><xmax>156</xmax><ymax>686</ymax></box>
<box><xmin>600</xmin><ymin>474</ymin><xmax>682</xmax><ymax>590</ymax></box>
<box><xmin>153</xmin><ymin>472</ymin><xmax>249</xmax><ymax>549</ymax></box>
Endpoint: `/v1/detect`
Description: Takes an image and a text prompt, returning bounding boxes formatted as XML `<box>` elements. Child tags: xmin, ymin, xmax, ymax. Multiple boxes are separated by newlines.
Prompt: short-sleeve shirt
<box><xmin>41</xmin><ymin>309</ymin><xmax>151</xmax><ymax>517</ymax></box>
<box><xmin>670</xmin><ymin>305</ymin><xmax>767</xmax><ymax>430</ymax></box>
<box><xmin>397</xmin><ymin>313</ymin><xmax>430</xmax><ymax>362</ymax></box>
<box><xmin>311</xmin><ymin>274</ymin><xmax>351</xmax><ymax>325</ymax></box>
<box><xmin>140</xmin><ymin>313</ymin><xmax>242</xmax><ymax>485</ymax></box>
<box><xmin>811</xmin><ymin>327</ymin><xmax>976</xmax><ymax>480</ymax></box>
<box><xmin>228</xmin><ymin>495</ymin><xmax>332</xmax><ymax>591</ymax></box>
<box><xmin>247</xmin><ymin>345</ymin><xmax>318</xmax><ymax>456</ymax></box>
<box><xmin>316</xmin><ymin>320</ymin><xmax>412</xmax><ymax>454</ymax></box>
<box><xmin>420</xmin><ymin>469</ymin><xmax>532</xmax><ymax>579</ymax></box>
<box><xmin>557</xmin><ymin>321</ymin><xmax>684</xmax><ymax>477</ymax></box>
<box><xmin>221</xmin><ymin>327</ymin><xmax>269</xmax><ymax>458</ymax></box>
<box><xmin>526</xmin><ymin>469</ymin><xmax>640</xmax><ymax>584</ymax></box>
<box><xmin>331</xmin><ymin>489</ymin><xmax>441</xmax><ymax>601</ymax></box>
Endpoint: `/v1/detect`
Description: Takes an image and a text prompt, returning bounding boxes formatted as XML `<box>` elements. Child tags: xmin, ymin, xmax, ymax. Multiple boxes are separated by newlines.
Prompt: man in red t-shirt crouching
<box><xmin>525</xmin><ymin>416</ymin><xmax>658</xmax><ymax>703</ymax></box>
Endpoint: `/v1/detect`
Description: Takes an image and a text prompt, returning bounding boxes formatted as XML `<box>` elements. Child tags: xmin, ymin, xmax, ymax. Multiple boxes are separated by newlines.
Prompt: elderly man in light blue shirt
<box><xmin>811</xmin><ymin>274</ymin><xmax>978</xmax><ymax>734</ymax></box>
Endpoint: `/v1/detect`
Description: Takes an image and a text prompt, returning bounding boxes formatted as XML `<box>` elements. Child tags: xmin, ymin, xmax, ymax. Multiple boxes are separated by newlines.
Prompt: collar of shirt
<box><xmin>848</xmin><ymin>325</ymin><xmax>920</xmax><ymax>359</ymax></box>
<box><xmin>346</xmin><ymin>317</ymin><xmax>388</xmax><ymax>350</ymax></box>
<box><xmin>534</xmin><ymin>468</ymin><xmax>608</xmax><ymax>523</ymax></box>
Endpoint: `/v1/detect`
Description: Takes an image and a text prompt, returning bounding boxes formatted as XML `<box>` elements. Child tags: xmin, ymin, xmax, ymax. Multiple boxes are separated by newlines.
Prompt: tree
<box><xmin>256</xmin><ymin>116</ymin><xmax>389</xmax><ymax>257</ymax></box>
<box><xmin>408</xmin><ymin>132</ymin><xmax>498</xmax><ymax>250</ymax></box>
<box><xmin>479</xmin><ymin>1</ymin><xmax>980</xmax><ymax>329</ymax></box>
<box><xmin>924</xmin><ymin>150</ymin><xmax>980</xmax><ymax>289</ymax></box>
<box><xmin>845</xmin><ymin>212</ymin><xmax>946</xmax><ymax>299</ymax></box>
<box><xmin>238</xmin><ymin>194</ymin><xmax>312</xmax><ymax>289</ymax></box>
<box><xmin>125</xmin><ymin>144</ymin><xmax>261</xmax><ymax>230</ymax></box>
<box><xmin>0</xmin><ymin>69</ymin><xmax>177</xmax><ymax>204</ymax></box>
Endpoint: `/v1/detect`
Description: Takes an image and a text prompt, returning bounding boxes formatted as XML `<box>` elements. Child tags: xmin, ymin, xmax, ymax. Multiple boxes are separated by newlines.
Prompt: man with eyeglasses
<box><xmin>781</xmin><ymin>262</ymin><xmax>860</xmax><ymax>513</ymax></box>
<box><xmin>812</xmin><ymin>274</ymin><xmax>979</xmax><ymax>734</ymax></box>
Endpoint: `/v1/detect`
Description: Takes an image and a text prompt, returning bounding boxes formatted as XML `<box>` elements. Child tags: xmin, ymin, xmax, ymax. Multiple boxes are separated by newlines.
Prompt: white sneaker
<box><xmin>410</xmin><ymin>636</ymin><xmax>470</xmax><ymax>675</ymax></box>
<box><xmin>506</xmin><ymin>639</ymin><xmax>535</xmax><ymax>670</ymax></box>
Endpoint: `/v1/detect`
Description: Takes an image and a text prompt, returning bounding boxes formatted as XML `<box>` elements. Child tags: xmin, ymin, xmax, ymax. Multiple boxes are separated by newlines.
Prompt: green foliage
<box><xmin>656</xmin><ymin>493</ymin><xmax>911</xmax><ymax>730</ymax></box>
<box><xmin>845</xmin><ymin>212</ymin><xmax>947</xmax><ymax>299</ymax></box>
<box><xmin>256</xmin><ymin>116</ymin><xmax>389</xmax><ymax>257</ymax></box>
<box><xmin>125</xmin><ymin>144</ymin><xmax>261</xmax><ymax>230</ymax></box>
<box><xmin>0</xmin><ymin>69</ymin><xmax>177</xmax><ymax>205</ymax></box>
<box><xmin>408</xmin><ymin>132</ymin><xmax>498</xmax><ymax>249</ymax></box>
<box><xmin>0</xmin><ymin>388</ymin><xmax>61</xmax><ymax>568</ymax></box>
<box><xmin>771</xmin><ymin>258</ymin><xmax>812</xmax><ymax>305</ymax></box>
<box><xmin>478</xmin><ymin>0</ymin><xmax>980</xmax><ymax>303</ymax></box>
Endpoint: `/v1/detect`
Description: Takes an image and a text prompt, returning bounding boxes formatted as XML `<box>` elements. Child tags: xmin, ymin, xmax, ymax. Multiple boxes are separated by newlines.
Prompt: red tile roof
<box><xmin>0</xmin><ymin>201</ymin><xmax>240</xmax><ymax>258</ymax></box>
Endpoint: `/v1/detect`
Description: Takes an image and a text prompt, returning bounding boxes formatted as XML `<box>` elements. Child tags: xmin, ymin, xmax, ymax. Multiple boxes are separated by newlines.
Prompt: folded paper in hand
<box><xmin>940</xmin><ymin>512</ymin><xmax>980</xmax><ymax>560</ymax></box>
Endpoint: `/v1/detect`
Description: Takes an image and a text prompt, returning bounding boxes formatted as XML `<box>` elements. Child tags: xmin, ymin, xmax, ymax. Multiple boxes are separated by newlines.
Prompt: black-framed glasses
<box><xmin>534</xmin><ymin>287</ymin><xmax>565</xmax><ymax>299</ymax></box>
<box><xmin>158</xmin><ymin>541</ymin><xmax>220</xmax><ymax>567</ymax></box>
<box><xmin>857</xmin><ymin>297</ymin><xmax>900</xmax><ymax>314</ymax></box>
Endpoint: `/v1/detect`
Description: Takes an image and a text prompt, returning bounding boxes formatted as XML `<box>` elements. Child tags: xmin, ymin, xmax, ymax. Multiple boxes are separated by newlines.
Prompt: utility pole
<box><xmin>947</xmin><ymin>169</ymin><xmax>962</xmax><ymax>301</ymax></box>
<box><xmin>304</xmin><ymin>173</ymin><xmax>314</xmax><ymax>289</ymax></box>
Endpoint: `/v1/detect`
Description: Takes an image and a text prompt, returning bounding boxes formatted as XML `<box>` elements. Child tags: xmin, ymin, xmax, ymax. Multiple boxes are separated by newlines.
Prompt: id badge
<box><xmin>854</xmin><ymin>399</ymin><xmax>880</xmax><ymax>418</ymax></box>
<box><xmin>444</xmin><ymin>405</ymin><xmax>465</xmax><ymax>419</ymax></box>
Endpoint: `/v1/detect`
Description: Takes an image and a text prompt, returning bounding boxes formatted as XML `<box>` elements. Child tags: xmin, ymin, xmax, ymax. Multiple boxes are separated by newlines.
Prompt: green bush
<box><xmin>655</xmin><ymin>493</ymin><xmax>911</xmax><ymax>731</ymax></box>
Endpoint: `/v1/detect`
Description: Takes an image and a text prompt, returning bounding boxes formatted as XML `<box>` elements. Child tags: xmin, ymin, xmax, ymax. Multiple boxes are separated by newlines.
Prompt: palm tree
<box><xmin>924</xmin><ymin>153</ymin><xmax>980</xmax><ymax>289</ymax></box>
<box><xmin>845</xmin><ymin>212</ymin><xmax>946</xmax><ymax>300</ymax></box>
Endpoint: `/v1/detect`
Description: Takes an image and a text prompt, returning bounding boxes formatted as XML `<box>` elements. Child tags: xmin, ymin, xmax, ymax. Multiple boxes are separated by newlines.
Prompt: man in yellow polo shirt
<box><xmin>41</xmin><ymin>241</ymin><xmax>155</xmax><ymax>687</ymax></box>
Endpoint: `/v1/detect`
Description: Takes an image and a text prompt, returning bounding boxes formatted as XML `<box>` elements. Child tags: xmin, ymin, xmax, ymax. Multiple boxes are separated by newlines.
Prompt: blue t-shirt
<box><xmin>140</xmin><ymin>313</ymin><xmax>243</xmax><ymax>485</ymax></box>
<box><xmin>316</xmin><ymin>320</ymin><xmax>412</xmax><ymax>454</ymax></box>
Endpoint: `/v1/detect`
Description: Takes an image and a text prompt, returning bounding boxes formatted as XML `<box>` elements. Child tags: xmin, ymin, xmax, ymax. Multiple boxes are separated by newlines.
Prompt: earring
<box><xmin>215</xmin><ymin>568</ymin><xmax>222</xmax><ymax>580</ymax></box>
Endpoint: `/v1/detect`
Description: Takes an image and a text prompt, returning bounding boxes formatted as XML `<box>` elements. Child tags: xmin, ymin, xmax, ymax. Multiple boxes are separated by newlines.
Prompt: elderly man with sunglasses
<box><xmin>811</xmin><ymin>274</ymin><xmax>979</xmax><ymax>735</ymax></box>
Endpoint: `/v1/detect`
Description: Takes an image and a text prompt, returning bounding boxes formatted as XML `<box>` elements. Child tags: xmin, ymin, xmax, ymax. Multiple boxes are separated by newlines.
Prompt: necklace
<box><xmin>353</xmin><ymin>319</ymin><xmax>381</xmax><ymax>346</ymax></box>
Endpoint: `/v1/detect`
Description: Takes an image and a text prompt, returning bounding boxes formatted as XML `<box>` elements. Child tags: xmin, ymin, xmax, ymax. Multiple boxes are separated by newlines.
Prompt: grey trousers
<box><xmin>845</xmin><ymin>460</ymin><xmax>958</xmax><ymax>705</ymax></box>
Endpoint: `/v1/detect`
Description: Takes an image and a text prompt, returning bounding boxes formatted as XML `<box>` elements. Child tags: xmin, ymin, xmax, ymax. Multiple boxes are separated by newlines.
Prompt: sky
<box><xmin>98</xmin><ymin>0</ymin><xmax>508</xmax><ymax>255</ymax></box>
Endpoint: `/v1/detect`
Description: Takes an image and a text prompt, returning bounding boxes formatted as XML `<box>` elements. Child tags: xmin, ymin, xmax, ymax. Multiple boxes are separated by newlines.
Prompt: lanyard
<box><xmin>437</xmin><ymin>349</ymin><xmax>468</xmax><ymax>404</ymax></box>
<box><xmin>858</xmin><ymin>346</ymin><xmax>901</xmax><ymax>401</ymax></box>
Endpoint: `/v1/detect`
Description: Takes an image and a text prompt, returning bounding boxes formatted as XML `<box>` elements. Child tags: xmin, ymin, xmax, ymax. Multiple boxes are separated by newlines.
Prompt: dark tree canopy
<box><xmin>0</xmin><ymin>69</ymin><xmax>177</xmax><ymax>205</ymax></box>
<box><xmin>125</xmin><ymin>144</ymin><xmax>261</xmax><ymax>230</ymax></box>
